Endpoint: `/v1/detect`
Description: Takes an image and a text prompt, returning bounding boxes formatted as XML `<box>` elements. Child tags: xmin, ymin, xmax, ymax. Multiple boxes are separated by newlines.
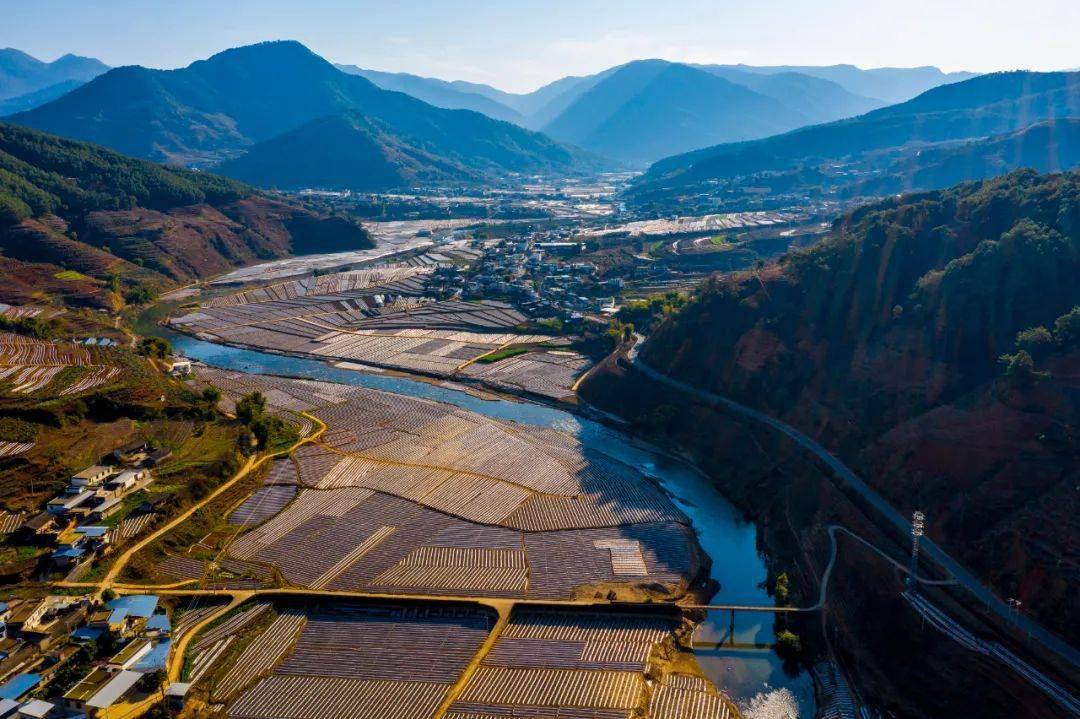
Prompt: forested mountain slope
<box><xmin>0</xmin><ymin>123</ymin><xmax>370</xmax><ymax>307</ymax></box>
<box><xmin>858</xmin><ymin>119</ymin><xmax>1080</xmax><ymax>195</ymax></box>
<box><xmin>639</xmin><ymin>170</ymin><xmax>1079</xmax><ymax>639</ymax></box>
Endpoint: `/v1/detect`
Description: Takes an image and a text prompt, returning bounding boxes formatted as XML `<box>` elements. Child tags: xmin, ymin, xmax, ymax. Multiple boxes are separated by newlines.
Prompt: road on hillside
<box><xmin>626</xmin><ymin>335</ymin><xmax>1080</xmax><ymax>670</ymax></box>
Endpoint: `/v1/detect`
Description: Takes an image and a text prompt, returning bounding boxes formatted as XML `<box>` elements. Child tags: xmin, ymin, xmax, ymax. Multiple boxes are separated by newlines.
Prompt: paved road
<box><xmin>626</xmin><ymin>335</ymin><xmax>1080</xmax><ymax>670</ymax></box>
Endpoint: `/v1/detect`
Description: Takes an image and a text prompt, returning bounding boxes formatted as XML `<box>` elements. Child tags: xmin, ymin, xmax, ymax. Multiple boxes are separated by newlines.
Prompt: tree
<box><xmin>138</xmin><ymin>336</ymin><xmax>171</xmax><ymax>359</ymax></box>
<box><xmin>235</xmin><ymin>391</ymin><xmax>266</xmax><ymax>425</ymax></box>
<box><xmin>1000</xmin><ymin>350</ymin><xmax>1035</xmax><ymax>383</ymax></box>
<box><xmin>1015</xmin><ymin>326</ymin><xmax>1054</xmax><ymax>360</ymax></box>
<box><xmin>137</xmin><ymin>668</ymin><xmax>166</xmax><ymax>693</ymax></box>
<box><xmin>773</xmin><ymin>572</ymin><xmax>791</xmax><ymax>605</ymax></box>
<box><xmin>250</xmin><ymin>414</ymin><xmax>286</xmax><ymax>450</ymax></box>
<box><xmin>1054</xmin><ymin>306</ymin><xmax>1080</xmax><ymax>348</ymax></box>
<box><xmin>775</xmin><ymin>629</ymin><xmax>803</xmax><ymax>662</ymax></box>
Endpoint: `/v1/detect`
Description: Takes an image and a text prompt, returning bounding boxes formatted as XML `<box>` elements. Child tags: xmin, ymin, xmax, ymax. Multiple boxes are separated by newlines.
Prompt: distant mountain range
<box><xmin>711</xmin><ymin>64</ymin><xmax>978</xmax><ymax>104</ymax></box>
<box><xmin>347</xmin><ymin>60</ymin><xmax>974</xmax><ymax>166</ymax></box>
<box><xmin>0</xmin><ymin>48</ymin><xmax>108</xmax><ymax>119</ymax></box>
<box><xmin>335</xmin><ymin>65</ymin><xmax>528</xmax><ymax>125</ymax></box>
<box><xmin>8</xmin><ymin>41</ymin><xmax>595</xmax><ymax>190</ymax></box>
<box><xmin>631</xmin><ymin>70</ymin><xmax>1080</xmax><ymax>198</ymax></box>
<box><xmin>0</xmin><ymin>43</ymin><xmax>1000</xmax><ymax>185</ymax></box>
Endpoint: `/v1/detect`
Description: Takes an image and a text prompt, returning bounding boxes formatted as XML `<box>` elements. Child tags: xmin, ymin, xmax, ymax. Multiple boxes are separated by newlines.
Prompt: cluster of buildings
<box><xmin>445</xmin><ymin>234</ymin><xmax>621</xmax><ymax>320</ymax></box>
<box><xmin>17</xmin><ymin>442</ymin><xmax>173</xmax><ymax>576</ymax></box>
<box><xmin>0</xmin><ymin>594</ymin><xmax>181</xmax><ymax>718</ymax></box>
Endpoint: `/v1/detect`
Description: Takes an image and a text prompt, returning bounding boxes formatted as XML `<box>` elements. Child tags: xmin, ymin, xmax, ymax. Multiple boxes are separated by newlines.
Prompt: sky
<box><xmin>4</xmin><ymin>0</ymin><xmax>1078</xmax><ymax>93</ymax></box>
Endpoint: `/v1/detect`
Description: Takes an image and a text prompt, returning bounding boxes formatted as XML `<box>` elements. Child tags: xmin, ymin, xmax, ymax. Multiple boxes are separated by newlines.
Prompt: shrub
<box><xmin>775</xmin><ymin>629</ymin><xmax>803</xmax><ymax>661</ymax></box>
<box><xmin>1015</xmin><ymin>326</ymin><xmax>1054</xmax><ymax>359</ymax></box>
<box><xmin>1054</xmin><ymin>306</ymin><xmax>1080</xmax><ymax>348</ymax></box>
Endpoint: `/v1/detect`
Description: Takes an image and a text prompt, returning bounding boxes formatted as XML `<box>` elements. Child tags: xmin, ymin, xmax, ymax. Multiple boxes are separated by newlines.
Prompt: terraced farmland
<box><xmin>189</xmin><ymin>369</ymin><xmax>698</xmax><ymax>600</ymax></box>
<box><xmin>171</xmin><ymin>266</ymin><xmax>593</xmax><ymax>399</ymax></box>
<box><xmin>0</xmin><ymin>333</ymin><xmax>122</xmax><ymax>397</ymax></box>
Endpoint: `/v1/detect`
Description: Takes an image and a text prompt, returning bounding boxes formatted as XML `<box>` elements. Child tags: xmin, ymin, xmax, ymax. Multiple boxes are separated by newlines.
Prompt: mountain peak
<box><xmin>203</xmin><ymin>39</ymin><xmax>319</xmax><ymax>64</ymax></box>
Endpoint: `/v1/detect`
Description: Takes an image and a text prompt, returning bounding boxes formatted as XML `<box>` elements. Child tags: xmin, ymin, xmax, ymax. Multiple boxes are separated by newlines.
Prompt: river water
<box><xmin>165</xmin><ymin>331</ymin><xmax>815</xmax><ymax>717</ymax></box>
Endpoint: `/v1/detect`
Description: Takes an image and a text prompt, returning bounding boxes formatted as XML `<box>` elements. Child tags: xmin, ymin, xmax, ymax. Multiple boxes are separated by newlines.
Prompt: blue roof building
<box><xmin>105</xmin><ymin>595</ymin><xmax>158</xmax><ymax>619</ymax></box>
<box><xmin>132</xmin><ymin>640</ymin><xmax>171</xmax><ymax>672</ymax></box>
<box><xmin>71</xmin><ymin>626</ymin><xmax>104</xmax><ymax>642</ymax></box>
<box><xmin>146</xmin><ymin>614</ymin><xmax>171</xmax><ymax>635</ymax></box>
<box><xmin>0</xmin><ymin>673</ymin><xmax>40</xmax><ymax>700</ymax></box>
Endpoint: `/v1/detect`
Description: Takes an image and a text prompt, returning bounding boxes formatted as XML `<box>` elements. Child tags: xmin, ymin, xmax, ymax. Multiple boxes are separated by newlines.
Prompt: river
<box><xmin>164</xmin><ymin>330</ymin><xmax>815</xmax><ymax>718</ymax></box>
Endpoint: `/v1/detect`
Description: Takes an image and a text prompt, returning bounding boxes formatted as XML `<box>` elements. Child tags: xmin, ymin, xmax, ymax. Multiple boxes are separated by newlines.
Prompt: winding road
<box><xmin>626</xmin><ymin>335</ymin><xmax>1080</xmax><ymax>671</ymax></box>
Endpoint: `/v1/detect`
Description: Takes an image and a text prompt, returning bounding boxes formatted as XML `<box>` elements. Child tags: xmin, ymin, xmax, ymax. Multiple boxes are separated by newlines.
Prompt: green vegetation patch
<box><xmin>477</xmin><ymin>346</ymin><xmax>529</xmax><ymax>364</ymax></box>
<box><xmin>53</xmin><ymin>269</ymin><xmax>90</xmax><ymax>281</ymax></box>
<box><xmin>0</xmin><ymin>416</ymin><xmax>38</xmax><ymax>443</ymax></box>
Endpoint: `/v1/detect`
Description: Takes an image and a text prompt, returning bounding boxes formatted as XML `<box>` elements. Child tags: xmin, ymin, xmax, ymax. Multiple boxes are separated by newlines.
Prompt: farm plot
<box><xmin>115</xmin><ymin>513</ymin><xmax>155</xmax><ymax>540</ymax></box>
<box><xmin>0</xmin><ymin>334</ymin><xmax>120</xmax><ymax>396</ymax></box>
<box><xmin>202</xmin><ymin>267</ymin><xmax>431</xmax><ymax>309</ymax></box>
<box><xmin>447</xmin><ymin>609</ymin><xmax>682</xmax><ymax>718</ymax></box>
<box><xmin>60</xmin><ymin>366</ymin><xmax>121</xmax><ymax>395</ymax></box>
<box><xmin>229</xmin><ymin>485</ymin><xmax>298</xmax><ymax>527</ymax></box>
<box><xmin>0</xmin><ymin>441</ymin><xmax>33</xmax><ymax>458</ymax></box>
<box><xmin>225</xmin><ymin>486</ymin><xmax>693</xmax><ymax>598</ymax></box>
<box><xmin>173</xmin><ymin>600</ymin><xmax>231</xmax><ymax>638</ymax></box>
<box><xmin>180</xmin><ymin>372</ymin><xmax>697</xmax><ymax>597</ymax></box>
<box><xmin>158</xmin><ymin>554</ymin><xmax>208</xmax><ymax>582</ymax></box>
<box><xmin>225</xmin><ymin>603</ymin><xmax>493</xmax><ymax>719</ymax></box>
<box><xmin>649</xmin><ymin>676</ymin><xmax>735</xmax><ymax>719</ymax></box>
<box><xmin>463</xmin><ymin>349</ymin><xmax>593</xmax><ymax>400</ymax></box>
<box><xmin>0</xmin><ymin>511</ymin><xmax>24</xmax><ymax>534</ymax></box>
<box><xmin>193</xmin><ymin>367</ymin><xmax>361</xmax><ymax>414</ymax></box>
<box><xmin>213</xmin><ymin>609</ymin><xmax>307</xmax><ymax>701</ymax></box>
<box><xmin>524</xmin><ymin>524</ymin><xmax>697</xmax><ymax>599</ymax></box>
<box><xmin>173</xmin><ymin>268</ymin><xmax>588</xmax><ymax>387</ymax></box>
<box><xmin>194</xmin><ymin>603</ymin><xmax>273</xmax><ymax>653</ymax></box>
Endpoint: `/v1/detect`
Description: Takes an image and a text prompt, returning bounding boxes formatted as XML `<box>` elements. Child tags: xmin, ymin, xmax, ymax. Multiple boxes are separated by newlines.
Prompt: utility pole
<box><xmin>1007</xmin><ymin>597</ymin><xmax>1022</xmax><ymax>626</ymax></box>
<box><xmin>908</xmin><ymin>510</ymin><xmax>925</xmax><ymax>590</ymax></box>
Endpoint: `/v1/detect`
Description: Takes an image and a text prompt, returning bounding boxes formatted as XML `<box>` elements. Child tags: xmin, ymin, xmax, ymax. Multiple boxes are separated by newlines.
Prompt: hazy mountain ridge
<box><xmin>335</xmin><ymin>64</ymin><xmax>528</xmax><ymax>124</ymax></box>
<box><xmin>216</xmin><ymin>111</ymin><xmax>488</xmax><ymax>191</ymax></box>
<box><xmin>633</xmin><ymin>70</ymin><xmax>1080</xmax><ymax>195</ymax></box>
<box><xmin>0</xmin><ymin>48</ymin><xmax>108</xmax><ymax>101</ymax></box>
<box><xmin>8</xmin><ymin>41</ymin><xmax>594</xmax><ymax>188</ymax></box>
<box><xmin>345</xmin><ymin>58</ymin><xmax>968</xmax><ymax>165</ymax></box>
<box><xmin>715</xmin><ymin>63</ymin><xmax>978</xmax><ymax>103</ymax></box>
<box><xmin>540</xmin><ymin>61</ymin><xmax>795</xmax><ymax>165</ymax></box>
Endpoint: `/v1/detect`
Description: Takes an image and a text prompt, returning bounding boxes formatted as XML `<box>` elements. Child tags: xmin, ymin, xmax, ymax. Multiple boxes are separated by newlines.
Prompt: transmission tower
<box><xmin>908</xmin><ymin>510</ymin><xmax>925</xmax><ymax>590</ymax></box>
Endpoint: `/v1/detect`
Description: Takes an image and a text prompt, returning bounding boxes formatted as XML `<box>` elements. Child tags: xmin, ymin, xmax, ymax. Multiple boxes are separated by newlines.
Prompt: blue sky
<box><xmin>5</xmin><ymin>0</ymin><xmax>1078</xmax><ymax>92</ymax></box>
